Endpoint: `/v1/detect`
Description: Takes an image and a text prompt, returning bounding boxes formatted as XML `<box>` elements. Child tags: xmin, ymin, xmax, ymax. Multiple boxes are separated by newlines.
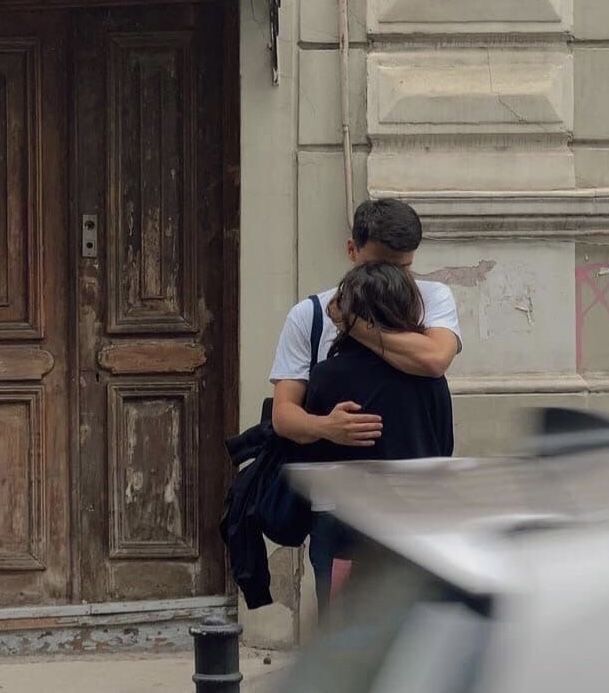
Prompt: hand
<box><xmin>322</xmin><ymin>402</ymin><xmax>383</xmax><ymax>447</ymax></box>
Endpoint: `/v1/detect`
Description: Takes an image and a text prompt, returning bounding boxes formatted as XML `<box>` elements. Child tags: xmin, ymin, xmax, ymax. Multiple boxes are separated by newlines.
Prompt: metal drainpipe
<box><xmin>338</xmin><ymin>0</ymin><xmax>355</xmax><ymax>230</ymax></box>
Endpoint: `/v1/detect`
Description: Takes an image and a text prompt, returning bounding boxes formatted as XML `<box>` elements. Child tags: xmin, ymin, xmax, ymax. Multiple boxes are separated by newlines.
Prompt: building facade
<box><xmin>241</xmin><ymin>0</ymin><xmax>609</xmax><ymax>646</ymax></box>
<box><xmin>0</xmin><ymin>0</ymin><xmax>607</xmax><ymax>653</ymax></box>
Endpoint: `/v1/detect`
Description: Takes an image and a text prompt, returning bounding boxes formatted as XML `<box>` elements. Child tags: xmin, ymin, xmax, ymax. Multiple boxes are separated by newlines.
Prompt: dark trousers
<box><xmin>309</xmin><ymin>512</ymin><xmax>354</xmax><ymax>616</ymax></box>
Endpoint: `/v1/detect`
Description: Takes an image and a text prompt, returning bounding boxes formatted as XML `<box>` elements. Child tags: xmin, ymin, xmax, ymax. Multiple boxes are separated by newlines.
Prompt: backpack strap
<box><xmin>308</xmin><ymin>294</ymin><xmax>323</xmax><ymax>373</ymax></box>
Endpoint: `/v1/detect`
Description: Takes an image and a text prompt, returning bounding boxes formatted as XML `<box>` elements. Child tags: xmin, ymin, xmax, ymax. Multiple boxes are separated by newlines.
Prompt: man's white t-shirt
<box><xmin>270</xmin><ymin>281</ymin><xmax>462</xmax><ymax>383</ymax></box>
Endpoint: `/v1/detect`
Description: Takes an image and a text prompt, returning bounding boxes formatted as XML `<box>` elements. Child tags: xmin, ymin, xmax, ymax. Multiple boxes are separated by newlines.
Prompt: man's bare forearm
<box><xmin>272</xmin><ymin>402</ymin><xmax>328</xmax><ymax>444</ymax></box>
<box><xmin>351</xmin><ymin>323</ymin><xmax>456</xmax><ymax>377</ymax></box>
<box><xmin>272</xmin><ymin>380</ymin><xmax>383</xmax><ymax>447</ymax></box>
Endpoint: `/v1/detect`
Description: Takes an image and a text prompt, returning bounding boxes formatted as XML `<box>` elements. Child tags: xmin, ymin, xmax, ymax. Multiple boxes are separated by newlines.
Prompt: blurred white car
<box><xmin>279</xmin><ymin>408</ymin><xmax>609</xmax><ymax>693</ymax></box>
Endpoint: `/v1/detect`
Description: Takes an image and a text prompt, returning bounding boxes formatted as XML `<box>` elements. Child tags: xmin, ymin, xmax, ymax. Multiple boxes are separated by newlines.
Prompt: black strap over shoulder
<box><xmin>308</xmin><ymin>294</ymin><xmax>323</xmax><ymax>373</ymax></box>
<box><xmin>261</xmin><ymin>295</ymin><xmax>324</xmax><ymax>424</ymax></box>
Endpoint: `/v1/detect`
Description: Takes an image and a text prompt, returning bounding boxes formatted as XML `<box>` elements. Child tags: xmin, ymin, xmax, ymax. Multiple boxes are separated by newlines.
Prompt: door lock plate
<box><xmin>82</xmin><ymin>214</ymin><xmax>98</xmax><ymax>258</ymax></box>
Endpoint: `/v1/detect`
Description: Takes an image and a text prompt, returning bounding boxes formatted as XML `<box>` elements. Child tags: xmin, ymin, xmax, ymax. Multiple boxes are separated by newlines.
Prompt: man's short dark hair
<box><xmin>352</xmin><ymin>198</ymin><xmax>422</xmax><ymax>252</ymax></box>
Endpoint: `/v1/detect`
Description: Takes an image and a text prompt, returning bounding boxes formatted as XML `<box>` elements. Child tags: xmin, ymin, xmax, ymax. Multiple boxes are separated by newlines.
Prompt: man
<box><xmin>270</xmin><ymin>198</ymin><xmax>462</xmax><ymax>447</ymax></box>
<box><xmin>289</xmin><ymin>261</ymin><xmax>455</xmax><ymax>614</ymax></box>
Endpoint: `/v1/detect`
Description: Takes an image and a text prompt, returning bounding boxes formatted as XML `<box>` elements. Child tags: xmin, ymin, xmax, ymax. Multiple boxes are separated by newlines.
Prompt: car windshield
<box><xmin>279</xmin><ymin>541</ymin><xmax>492</xmax><ymax>693</ymax></box>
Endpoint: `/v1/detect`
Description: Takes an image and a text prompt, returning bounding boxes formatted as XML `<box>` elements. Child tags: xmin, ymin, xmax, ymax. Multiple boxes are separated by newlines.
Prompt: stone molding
<box><xmin>450</xmin><ymin>373</ymin><xmax>609</xmax><ymax>395</ymax></box>
<box><xmin>368</xmin><ymin>0</ymin><xmax>573</xmax><ymax>35</ymax></box>
<box><xmin>368</xmin><ymin>49</ymin><xmax>573</xmax><ymax>136</ymax></box>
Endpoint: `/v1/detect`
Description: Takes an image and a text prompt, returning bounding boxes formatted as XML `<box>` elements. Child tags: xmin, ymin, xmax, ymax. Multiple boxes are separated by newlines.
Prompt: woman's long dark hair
<box><xmin>329</xmin><ymin>262</ymin><xmax>424</xmax><ymax>356</ymax></box>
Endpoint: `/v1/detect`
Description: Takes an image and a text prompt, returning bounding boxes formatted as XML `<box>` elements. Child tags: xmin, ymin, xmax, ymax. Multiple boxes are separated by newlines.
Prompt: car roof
<box><xmin>287</xmin><ymin>453</ymin><xmax>609</xmax><ymax>593</ymax></box>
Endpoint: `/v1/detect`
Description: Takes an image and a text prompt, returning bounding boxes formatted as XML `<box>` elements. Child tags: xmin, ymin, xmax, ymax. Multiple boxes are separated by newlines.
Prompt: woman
<box><xmin>293</xmin><ymin>261</ymin><xmax>454</xmax><ymax>614</ymax></box>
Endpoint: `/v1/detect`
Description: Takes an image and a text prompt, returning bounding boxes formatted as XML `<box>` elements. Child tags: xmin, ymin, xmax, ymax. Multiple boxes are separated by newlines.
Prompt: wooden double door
<box><xmin>0</xmin><ymin>2</ymin><xmax>238</xmax><ymax>606</ymax></box>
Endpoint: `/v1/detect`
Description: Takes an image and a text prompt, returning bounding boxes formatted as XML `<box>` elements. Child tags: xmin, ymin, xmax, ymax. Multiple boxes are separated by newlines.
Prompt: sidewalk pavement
<box><xmin>0</xmin><ymin>647</ymin><xmax>293</xmax><ymax>693</ymax></box>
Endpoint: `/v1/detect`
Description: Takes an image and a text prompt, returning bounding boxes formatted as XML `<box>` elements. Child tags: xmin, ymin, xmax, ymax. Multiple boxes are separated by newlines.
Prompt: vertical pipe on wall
<box><xmin>338</xmin><ymin>0</ymin><xmax>354</xmax><ymax>230</ymax></box>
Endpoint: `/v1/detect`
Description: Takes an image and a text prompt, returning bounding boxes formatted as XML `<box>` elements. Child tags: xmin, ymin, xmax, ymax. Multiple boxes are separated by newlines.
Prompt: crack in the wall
<box><xmin>485</xmin><ymin>47</ymin><xmax>555</xmax><ymax>135</ymax></box>
<box><xmin>515</xmin><ymin>293</ymin><xmax>535</xmax><ymax>325</ymax></box>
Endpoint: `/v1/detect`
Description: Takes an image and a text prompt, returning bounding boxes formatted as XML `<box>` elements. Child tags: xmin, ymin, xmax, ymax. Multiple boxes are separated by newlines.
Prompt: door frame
<box><xmin>63</xmin><ymin>0</ymin><xmax>240</xmax><ymax>603</ymax></box>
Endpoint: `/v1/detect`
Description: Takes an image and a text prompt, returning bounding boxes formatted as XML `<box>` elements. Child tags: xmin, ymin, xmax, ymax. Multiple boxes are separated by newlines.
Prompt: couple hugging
<box><xmin>270</xmin><ymin>198</ymin><xmax>462</xmax><ymax>614</ymax></box>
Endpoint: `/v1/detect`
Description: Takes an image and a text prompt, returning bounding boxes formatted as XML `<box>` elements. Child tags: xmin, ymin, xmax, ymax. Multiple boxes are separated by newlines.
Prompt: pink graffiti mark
<box><xmin>575</xmin><ymin>263</ymin><xmax>609</xmax><ymax>370</ymax></box>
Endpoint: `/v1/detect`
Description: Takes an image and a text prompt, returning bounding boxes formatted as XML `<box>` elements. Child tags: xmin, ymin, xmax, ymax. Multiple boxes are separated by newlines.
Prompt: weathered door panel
<box><xmin>75</xmin><ymin>4</ymin><xmax>229</xmax><ymax>603</ymax></box>
<box><xmin>0</xmin><ymin>13</ymin><xmax>70</xmax><ymax>605</ymax></box>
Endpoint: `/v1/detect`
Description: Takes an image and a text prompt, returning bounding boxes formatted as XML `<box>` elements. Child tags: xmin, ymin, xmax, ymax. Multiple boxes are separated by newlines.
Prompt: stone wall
<box><xmin>364</xmin><ymin>0</ymin><xmax>609</xmax><ymax>449</ymax></box>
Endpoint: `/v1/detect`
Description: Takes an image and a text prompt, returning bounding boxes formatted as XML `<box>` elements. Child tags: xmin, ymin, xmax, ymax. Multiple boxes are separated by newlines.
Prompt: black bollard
<box><xmin>190</xmin><ymin>617</ymin><xmax>243</xmax><ymax>692</ymax></box>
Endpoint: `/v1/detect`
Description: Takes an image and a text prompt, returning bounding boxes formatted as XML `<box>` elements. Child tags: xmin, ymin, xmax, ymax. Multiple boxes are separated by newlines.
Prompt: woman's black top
<box><xmin>293</xmin><ymin>337</ymin><xmax>453</xmax><ymax>463</ymax></box>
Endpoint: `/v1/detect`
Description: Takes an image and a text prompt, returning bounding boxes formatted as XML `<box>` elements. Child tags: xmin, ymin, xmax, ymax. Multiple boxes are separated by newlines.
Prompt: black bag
<box><xmin>261</xmin><ymin>294</ymin><xmax>323</xmax><ymax>422</ymax></box>
<box><xmin>256</xmin><ymin>294</ymin><xmax>323</xmax><ymax>546</ymax></box>
<box><xmin>257</xmin><ymin>438</ymin><xmax>312</xmax><ymax>547</ymax></box>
